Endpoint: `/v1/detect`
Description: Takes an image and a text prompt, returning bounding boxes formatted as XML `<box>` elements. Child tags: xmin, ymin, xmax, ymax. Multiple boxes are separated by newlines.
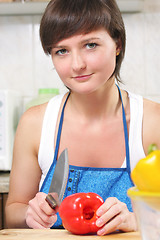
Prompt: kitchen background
<box><xmin>0</xmin><ymin>0</ymin><xmax>160</xmax><ymax>107</ymax></box>
<box><xmin>0</xmin><ymin>0</ymin><xmax>160</xmax><ymax>229</ymax></box>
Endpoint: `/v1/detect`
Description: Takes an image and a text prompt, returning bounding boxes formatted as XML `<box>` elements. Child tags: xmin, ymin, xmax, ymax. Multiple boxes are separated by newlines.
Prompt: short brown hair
<box><xmin>40</xmin><ymin>0</ymin><xmax>126</xmax><ymax>82</ymax></box>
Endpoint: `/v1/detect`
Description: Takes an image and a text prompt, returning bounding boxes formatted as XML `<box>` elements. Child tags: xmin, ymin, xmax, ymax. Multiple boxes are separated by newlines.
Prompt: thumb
<box><xmin>45</xmin><ymin>192</ymin><xmax>60</xmax><ymax>211</ymax></box>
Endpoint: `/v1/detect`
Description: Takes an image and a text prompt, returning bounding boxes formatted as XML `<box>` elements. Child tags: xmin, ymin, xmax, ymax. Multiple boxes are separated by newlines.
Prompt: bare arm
<box><xmin>5</xmin><ymin>106</ymin><xmax>42</xmax><ymax>227</ymax></box>
<box><xmin>5</xmin><ymin>105</ymin><xmax>57</xmax><ymax>228</ymax></box>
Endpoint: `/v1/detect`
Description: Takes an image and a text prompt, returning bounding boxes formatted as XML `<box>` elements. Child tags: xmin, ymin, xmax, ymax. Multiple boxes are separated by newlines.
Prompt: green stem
<box><xmin>148</xmin><ymin>144</ymin><xmax>158</xmax><ymax>154</ymax></box>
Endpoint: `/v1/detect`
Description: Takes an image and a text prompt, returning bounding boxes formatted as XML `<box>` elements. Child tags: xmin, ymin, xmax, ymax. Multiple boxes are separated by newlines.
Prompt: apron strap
<box><xmin>40</xmin><ymin>85</ymin><xmax>131</xmax><ymax>192</ymax></box>
<box><xmin>40</xmin><ymin>92</ymin><xmax>70</xmax><ymax>192</ymax></box>
<box><xmin>55</xmin><ymin>86</ymin><xmax>131</xmax><ymax>172</ymax></box>
<box><xmin>54</xmin><ymin>92</ymin><xmax>70</xmax><ymax>161</ymax></box>
<box><xmin>116</xmin><ymin>85</ymin><xmax>131</xmax><ymax>173</ymax></box>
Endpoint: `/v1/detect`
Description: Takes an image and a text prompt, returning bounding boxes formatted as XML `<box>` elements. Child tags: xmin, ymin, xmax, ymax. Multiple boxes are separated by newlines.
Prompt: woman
<box><xmin>5</xmin><ymin>0</ymin><xmax>160</xmax><ymax>236</ymax></box>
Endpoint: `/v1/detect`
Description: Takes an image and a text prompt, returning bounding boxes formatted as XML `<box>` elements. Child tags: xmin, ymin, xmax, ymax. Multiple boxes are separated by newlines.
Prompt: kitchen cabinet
<box><xmin>0</xmin><ymin>0</ymin><xmax>144</xmax><ymax>16</ymax></box>
<box><xmin>0</xmin><ymin>194</ymin><xmax>2</xmax><ymax>229</ymax></box>
<box><xmin>0</xmin><ymin>193</ymin><xmax>8</xmax><ymax>229</ymax></box>
<box><xmin>0</xmin><ymin>173</ymin><xmax>9</xmax><ymax>229</ymax></box>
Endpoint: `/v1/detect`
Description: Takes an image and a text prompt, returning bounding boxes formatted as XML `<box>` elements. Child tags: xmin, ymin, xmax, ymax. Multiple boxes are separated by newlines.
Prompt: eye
<box><xmin>86</xmin><ymin>43</ymin><xmax>97</xmax><ymax>49</ymax></box>
<box><xmin>55</xmin><ymin>48</ymin><xmax>68</xmax><ymax>55</ymax></box>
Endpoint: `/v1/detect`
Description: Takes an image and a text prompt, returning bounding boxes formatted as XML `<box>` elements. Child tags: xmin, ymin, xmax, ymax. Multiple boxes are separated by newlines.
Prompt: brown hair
<box><xmin>40</xmin><ymin>0</ymin><xmax>126</xmax><ymax>82</ymax></box>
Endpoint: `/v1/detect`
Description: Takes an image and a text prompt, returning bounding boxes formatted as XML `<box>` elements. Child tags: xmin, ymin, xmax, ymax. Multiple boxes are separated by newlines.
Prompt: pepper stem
<box><xmin>148</xmin><ymin>143</ymin><xmax>158</xmax><ymax>155</ymax></box>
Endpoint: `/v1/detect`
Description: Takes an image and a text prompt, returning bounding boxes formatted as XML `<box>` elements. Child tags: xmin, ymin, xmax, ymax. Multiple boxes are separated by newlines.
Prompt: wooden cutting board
<box><xmin>0</xmin><ymin>229</ymin><xmax>141</xmax><ymax>240</ymax></box>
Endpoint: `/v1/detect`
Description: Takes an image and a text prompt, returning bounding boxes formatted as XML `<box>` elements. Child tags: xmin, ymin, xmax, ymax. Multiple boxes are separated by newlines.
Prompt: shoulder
<box><xmin>16</xmin><ymin>93</ymin><xmax>68</xmax><ymax>148</ymax></box>
<box><xmin>15</xmin><ymin>103</ymin><xmax>48</xmax><ymax>153</ymax></box>
<box><xmin>143</xmin><ymin>98</ymin><xmax>160</xmax><ymax>121</ymax></box>
<box><xmin>19</xmin><ymin>93</ymin><xmax>66</xmax><ymax>129</ymax></box>
<box><xmin>143</xmin><ymin>98</ymin><xmax>160</xmax><ymax>150</ymax></box>
<box><xmin>19</xmin><ymin>103</ymin><xmax>47</xmax><ymax>130</ymax></box>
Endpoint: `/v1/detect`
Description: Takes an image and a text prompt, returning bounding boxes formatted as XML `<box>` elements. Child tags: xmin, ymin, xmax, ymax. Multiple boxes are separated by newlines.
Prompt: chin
<box><xmin>73</xmin><ymin>88</ymin><xmax>101</xmax><ymax>96</ymax></box>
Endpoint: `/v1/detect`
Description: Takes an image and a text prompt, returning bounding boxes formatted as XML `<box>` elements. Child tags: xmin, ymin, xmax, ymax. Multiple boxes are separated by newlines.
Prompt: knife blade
<box><xmin>45</xmin><ymin>148</ymin><xmax>69</xmax><ymax>209</ymax></box>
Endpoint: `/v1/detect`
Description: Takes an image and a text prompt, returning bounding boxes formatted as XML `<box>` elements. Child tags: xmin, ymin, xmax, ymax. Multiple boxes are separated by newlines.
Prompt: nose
<box><xmin>71</xmin><ymin>51</ymin><xmax>86</xmax><ymax>72</ymax></box>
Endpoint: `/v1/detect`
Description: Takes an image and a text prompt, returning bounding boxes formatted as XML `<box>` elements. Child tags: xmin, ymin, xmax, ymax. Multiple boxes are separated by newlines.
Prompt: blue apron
<box><xmin>40</xmin><ymin>85</ymin><xmax>134</xmax><ymax>228</ymax></box>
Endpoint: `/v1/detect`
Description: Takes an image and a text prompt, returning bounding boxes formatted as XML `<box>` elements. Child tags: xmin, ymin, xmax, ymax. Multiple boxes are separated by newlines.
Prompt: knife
<box><xmin>45</xmin><ymin>148</ymin><xmax>69</xmax><ymax>209</ymax></box>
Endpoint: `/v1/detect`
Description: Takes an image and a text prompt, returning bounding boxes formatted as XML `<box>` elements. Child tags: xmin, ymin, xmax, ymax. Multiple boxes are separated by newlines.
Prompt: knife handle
<box><xmin>45</xmin><ymin>194</ymin><xmax>58</xmax><ymax>209</ymax></box>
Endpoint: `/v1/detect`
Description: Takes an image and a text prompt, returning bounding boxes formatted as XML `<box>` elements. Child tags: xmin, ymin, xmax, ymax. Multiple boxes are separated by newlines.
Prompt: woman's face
<box><xmin>51</xmin><ymin>28</ymin><xmax>118</xmax><ymax>94</ymax></box>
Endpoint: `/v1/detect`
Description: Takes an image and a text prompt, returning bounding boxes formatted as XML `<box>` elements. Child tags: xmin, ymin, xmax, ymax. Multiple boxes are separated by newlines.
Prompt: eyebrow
<box><xmin>52</xmin><ymin>45</ymin><xmax>67</xmax><ymax>49</ymax></box>
<box><xmin>52</xmin><ymin>37</ymin><xmax>101</xmax><ymax>49</ymax></box>
<box><xmin>80</xmin><ymin>37</ymin><xmax>101</xmax><ymax>44</ymax></box>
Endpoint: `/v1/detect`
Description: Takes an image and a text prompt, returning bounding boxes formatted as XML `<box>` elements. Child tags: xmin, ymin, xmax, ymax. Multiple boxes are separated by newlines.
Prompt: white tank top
<box><xmin>38</xmin><ymin>91</ymin><xmax>145</xmax><ymax>188</ymax></box>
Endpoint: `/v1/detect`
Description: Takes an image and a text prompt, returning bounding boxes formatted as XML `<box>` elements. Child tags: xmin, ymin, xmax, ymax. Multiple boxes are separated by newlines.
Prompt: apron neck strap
<box><xmin>54</xmin><ymin>86</ymin><xmax>131</xmax><ymax>172</ymax></box>
<box><xmin>116</xmin><ymin>84</ymin><xmax>131</xmax><ymax>172</ymax></box>
<box><xmin>54</xmin><ymin>92</ymin><xmax>70</xmax><ymax>160</ymax></box>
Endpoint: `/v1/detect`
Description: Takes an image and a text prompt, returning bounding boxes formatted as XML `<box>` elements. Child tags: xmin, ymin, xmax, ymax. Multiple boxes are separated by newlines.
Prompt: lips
<box><xmin>73</xmin><ymin>73</ymin><xmax>93</xmax><ymax>81</ymax></box>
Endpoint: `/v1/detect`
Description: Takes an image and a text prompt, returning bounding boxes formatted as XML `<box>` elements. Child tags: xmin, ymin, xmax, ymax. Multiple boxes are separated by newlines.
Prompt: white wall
<box><xmin>0</xmin><ymin>0</ymin><xmax>160</xmax><ymax>107</ymax></box>
<box><xmin>120</xmin><ymin>0</ymin><xmax>160</xmax><ymax>102</ymax></box>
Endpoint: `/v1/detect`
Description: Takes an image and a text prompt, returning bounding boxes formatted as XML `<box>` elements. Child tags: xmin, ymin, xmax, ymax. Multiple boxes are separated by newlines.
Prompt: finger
<box><xmin>29</xmin><ymin>197</ymin><xmax>57</xmax><ymax>226</ymax></box>
<box><xmin>37</xmin><ymin>192</ymin><xmax>58</xmax><ymax>215</ymax></box>
<box><xmin>26</xmin><ymin>214</ymin><xmax>46</xmax><ymax>229</ymax></box>
<box><xmin>96</xmin><ymin>197</ymin><xmax>119</xmax><ymax>216</ymax></box>
<box><xmin>96</xmin><ymin>201</ymin><xmax>121</xmax><ymax>227</ymax></box>
<box><xmin>97</xmin><ymin>214</ymin><xmax>123</xmax><ymax>236</ymax></box>
<box><xmin>26</xmin><ymin>203</ymin><xmax>57</xmax><ymax>229</ymax></box>
<box><xmin>118</xmin><ymin>212</ymin><xmax>137</xmax><ymax>232</ymax></box>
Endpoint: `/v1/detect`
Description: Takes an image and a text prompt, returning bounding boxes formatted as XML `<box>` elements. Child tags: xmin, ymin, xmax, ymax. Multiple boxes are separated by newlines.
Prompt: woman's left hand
<box><xmin>96</xmin><ymin>197</ymin><xmax>138</xmax><ymax>236</ymax></box>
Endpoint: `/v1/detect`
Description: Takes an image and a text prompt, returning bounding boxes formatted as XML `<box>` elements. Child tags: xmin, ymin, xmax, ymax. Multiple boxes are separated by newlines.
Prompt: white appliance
<box><xmin>0</xmin><ymin>90</ymin><xmax>22</xmax><ymax>171</ymax></box>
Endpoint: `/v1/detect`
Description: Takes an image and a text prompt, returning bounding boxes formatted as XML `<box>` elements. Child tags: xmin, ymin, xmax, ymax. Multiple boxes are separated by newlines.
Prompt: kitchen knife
<box><xmin>45</xmin><ymin>148</ymin><xmax>69</xmax><ymax>209</ymax></box>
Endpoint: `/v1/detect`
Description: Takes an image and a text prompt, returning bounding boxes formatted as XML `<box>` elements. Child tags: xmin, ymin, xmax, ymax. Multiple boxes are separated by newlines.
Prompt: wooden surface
<box><xmin>0</xmin><ymin>229</ymin><xmax>141</xmax><ymax>240</ymax></box>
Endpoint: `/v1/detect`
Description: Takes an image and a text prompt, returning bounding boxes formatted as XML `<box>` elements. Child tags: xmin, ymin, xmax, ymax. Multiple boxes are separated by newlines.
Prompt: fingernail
<box><xmin>97</xmin><ymin>228</ymin><xmax>105</xmax><ymax>236</ymax></box>
<box><xmin>96</xmin><ymin>218</ymin><xmax>104</xmax><ymax>227</ymax></box>
<box><xmin>96</xmin><ymin>208</ymin><xmax>103</xmax><ymax>216</ymax></box>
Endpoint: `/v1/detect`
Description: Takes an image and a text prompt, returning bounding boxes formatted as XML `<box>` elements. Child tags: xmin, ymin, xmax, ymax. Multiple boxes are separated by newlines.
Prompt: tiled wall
<box><xmin>121</xmin><ymin>6</ymin><xmax>160</xmax><ymax>102</ymax></box>
<box><xmin>0</xmin><ymin>0</ymin><xmax>160</xmax><ymax>108</ymax></box>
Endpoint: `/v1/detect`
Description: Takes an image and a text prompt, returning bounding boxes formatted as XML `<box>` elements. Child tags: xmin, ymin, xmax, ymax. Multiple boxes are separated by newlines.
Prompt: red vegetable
<box><xmin>59</xmin><ymin>192</ymin><xmax>104</xmax><ymax>235</ymax></box>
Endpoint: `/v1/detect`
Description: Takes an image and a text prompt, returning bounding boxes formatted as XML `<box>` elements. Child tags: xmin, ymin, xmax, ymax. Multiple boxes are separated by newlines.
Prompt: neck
<box><xmin>67</xmin><ymin>79</ymin><xmax>122</xmax><ymax>122</ymax></box>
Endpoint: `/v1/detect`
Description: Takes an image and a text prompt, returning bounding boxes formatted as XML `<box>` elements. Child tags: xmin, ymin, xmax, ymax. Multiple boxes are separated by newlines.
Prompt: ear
<box><xmin>116</xmin><ymin>38</ymin><xmax>122</xmax><ymax>56</ymax></box>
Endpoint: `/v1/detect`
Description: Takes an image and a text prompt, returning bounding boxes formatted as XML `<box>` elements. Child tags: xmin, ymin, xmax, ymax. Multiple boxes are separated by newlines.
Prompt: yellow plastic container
<box><xmin>128</xmin><ymin>187</ymin><xmax>160</xmax><ymax>240</ymax></box>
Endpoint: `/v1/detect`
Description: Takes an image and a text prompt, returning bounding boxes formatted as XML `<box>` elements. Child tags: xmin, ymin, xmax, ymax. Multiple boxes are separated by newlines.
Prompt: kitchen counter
<box><xmin>0</xmin><ymin>229</ymin><xmax>141</xmax><ymax>239</ymax></box>
<box><xmin>0</xmin><ymin>172</ymin><xmax>10</xmax><ymax>193</ymax></box>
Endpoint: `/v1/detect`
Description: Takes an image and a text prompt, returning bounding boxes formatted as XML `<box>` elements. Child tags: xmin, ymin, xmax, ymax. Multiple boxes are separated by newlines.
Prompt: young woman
<box><xmin>5</xmin><ymin>0</ymin><xmax>160</xmax><ymax>236</ymax></box>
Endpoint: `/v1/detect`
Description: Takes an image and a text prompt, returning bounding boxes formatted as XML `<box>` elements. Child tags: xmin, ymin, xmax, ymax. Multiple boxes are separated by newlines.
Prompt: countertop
<box><xmin>0</xmin><ymin>229</ymin><xmax>141</xmax><ymax>240</ymax></box>
<box><xmin>0</xmin><ymin>172</ymin><xmax>10</xmax><ymax>193</ymax></box>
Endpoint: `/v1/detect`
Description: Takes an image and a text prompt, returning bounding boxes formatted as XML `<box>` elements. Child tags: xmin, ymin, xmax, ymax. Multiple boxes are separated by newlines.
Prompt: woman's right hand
<box><xmin>26</xmin><ymin>192</ymin><xmax>58</xmax><ymax>229</ymax></box>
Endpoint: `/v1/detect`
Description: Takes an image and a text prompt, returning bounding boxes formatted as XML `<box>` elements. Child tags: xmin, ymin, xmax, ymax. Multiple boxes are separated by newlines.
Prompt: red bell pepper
<box><xmin>59</xmin><ymin>192</ymin><xmax>104</xmax><ymax>235</ymax></box>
